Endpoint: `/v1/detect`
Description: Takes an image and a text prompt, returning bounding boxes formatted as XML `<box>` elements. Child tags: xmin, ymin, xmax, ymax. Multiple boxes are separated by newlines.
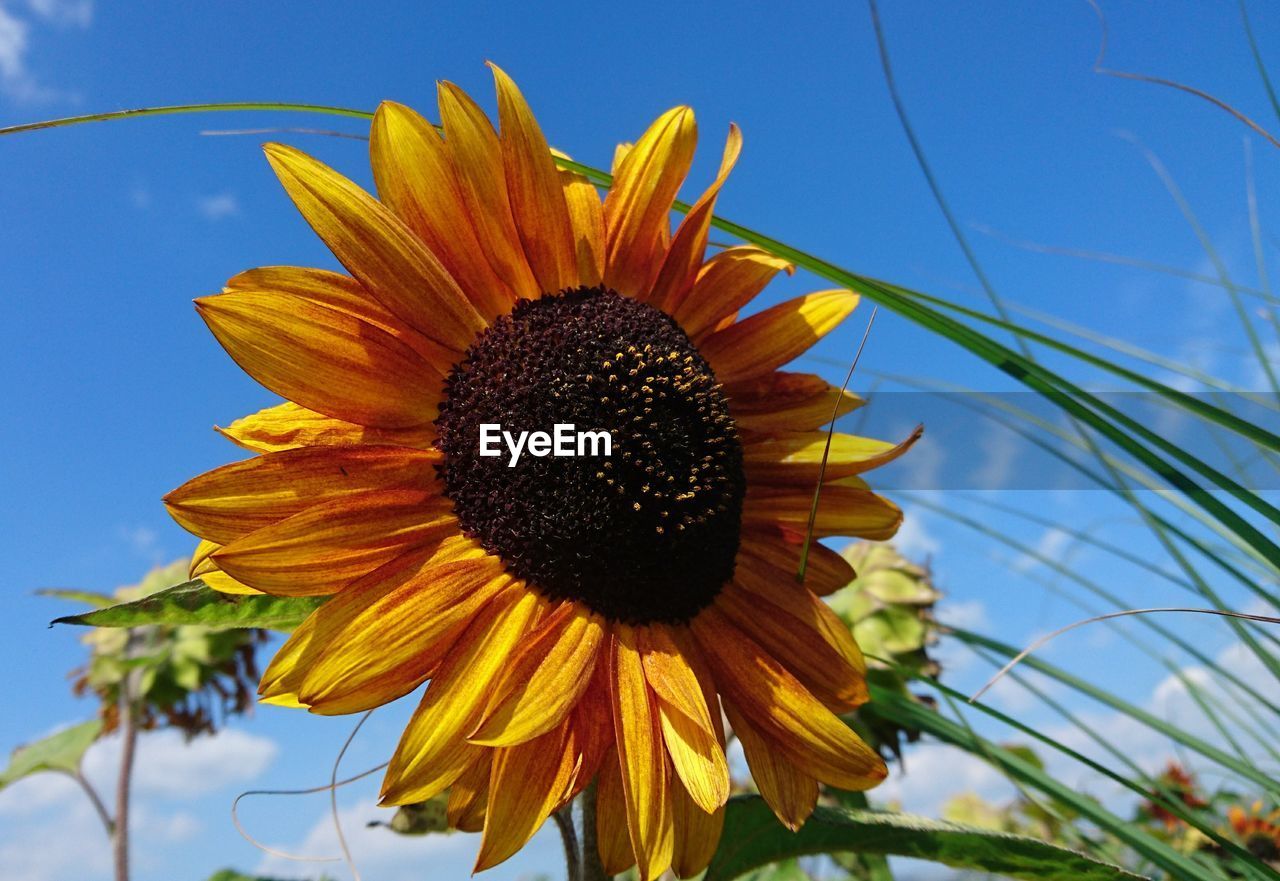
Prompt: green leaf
<box><xmin>51</xmin><ymin>580</ymin><xmax>321</xmax><ymax>632</ymax></box>
<box><xmin>0</xmin><ymin>720</ymin><xmax>102</xmax><ymax>789</ymax></box>
<box><xmin>705</xmin><ymin>796</ymin><xmax>1149</xmax><ymax>881</ymax></box>
<box><xmin>36</xmin><ymin>588</ymin><xmax>116</xmax><ymax>608</ymax></box>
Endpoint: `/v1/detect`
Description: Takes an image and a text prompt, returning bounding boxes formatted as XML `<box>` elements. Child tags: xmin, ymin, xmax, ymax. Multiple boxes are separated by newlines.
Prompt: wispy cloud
<box><xmin>197</xmin><ymin>192</ymin><xmax>240</xmax><ymax>221</ymax></box>
<box><xmin>0</xmin><ymin>0</ymin><xmax>93</xmax><ymax>102</ymax></box>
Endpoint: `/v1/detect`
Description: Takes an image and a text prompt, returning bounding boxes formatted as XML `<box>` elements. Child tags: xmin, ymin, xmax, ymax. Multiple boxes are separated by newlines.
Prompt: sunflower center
<box><xmin>435</xmin><ymin>286</ymin><xmax>744</xmax><ymax>624</ymax></box>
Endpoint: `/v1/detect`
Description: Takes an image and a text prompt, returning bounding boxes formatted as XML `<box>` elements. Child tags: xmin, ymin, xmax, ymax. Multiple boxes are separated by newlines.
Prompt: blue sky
<box><xmin>2</xmin><ymin>2</ymin><xmax>1279</xmax><ymax>880</ymax></box>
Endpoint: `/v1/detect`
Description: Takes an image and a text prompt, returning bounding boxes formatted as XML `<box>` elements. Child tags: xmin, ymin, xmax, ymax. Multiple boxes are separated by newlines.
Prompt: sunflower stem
<box><xmin>553</xmin><ymin>803</ymin><xmax>582</xmax><ymax>881</ymax></box>
<box><xmin>113</xmin><ymin>632</ymin><xmax>142</xmax><ymax>881</ymax></box>
<box><xmin>581</xmin><ymin>781</ymin><xmax>610</xmax><ymax>881</ymax></box>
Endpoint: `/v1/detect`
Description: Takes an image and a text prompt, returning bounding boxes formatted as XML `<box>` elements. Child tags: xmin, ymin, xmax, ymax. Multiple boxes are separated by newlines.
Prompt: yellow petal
<box><xmin>370</xmin><ymin>101</ymin><xmax>516</xmax><ymax>320</ymax></box>
<box><xmin>738</xmin><ymin>528</ymin><xmax>856</xmax><ymax>597</ymax></box>
<box><xmin>724</xmin><ymin>371</ymin><xmax>862</xmax><ymax>435</ymax></box>
<box><xmin>723</xmin><ymin>698</ymin><xmax>817</xmax><ymax>831</ymax></box>
<box><xmin>299</xmin><ymin>550</ymin><xmax>507</xmax><ymax>715</ymax></box>
<box><xmin>743</xmin><ymin>426</ymin><xmax>922</xmax><ymax>485</ymax></box>
<box><xmin>437</xmin><ymin>81</ymin><xmax>541</xmax><ymax>300</ymax></box>
<box><xmin>196</xmin><ymin>290</ymin><xmax>440</xmax><ymax>429</ymax></box>
<box><xmin>258</xmin><ymin>615</ymin><xmax>318</xmax><ymax>706</ymax></box>
<box><xmin>475</xmin><ymin>718</ymin><xmax>580</xmax><ymax>871</ymax></box>
<box><xmin>258</xmin><ymin>548</ymin><xmax>440</xmax><ymax>706</ymax></box>
<box><xmin>692</xmin><ymin>606</ymin><xmax>887</xmax><ymax>792</ymax></box>
<box><xmin>216</xmin><ymin>401</ymin><xmax>435</xmax><ymax>454</ymax></box>
<box><xmin>212</xmin><ymin>489</ymin><xmax>458</xmax><ymax>595</ymax></box>
<box><xmin>596</xmin><ymin>748</ymin><xmax>639</xmax><ymax>877</ymax></box>
<box><xmin>470</xmin><ymin>602</ymin><xmax>605</xmax><ymax>746</ymax></box>
<box><xmin>609</xmin><ymin>625</ymin><xmax>675</xmax><ymax>881</ymax></box>
<box><xmin>223</xmin><ymin>265</ymin><xmax>455</xmax><ymax>372</ymax></box>
<box><xmin>447</xmin><ymin>751</ymin><xmax>491</xmax><ymax>833</ymax></box>
<box><xmin>561</xmin><ymin>166</ymin><xmax>605</xmax><ymax>287</ymax></box>
<box><xmin>673</xmin><ymin>246</ymin><xmax>794</xmax><ymax>340</ymax></box>
<box><xmin>603</xmin><ymin>107</ymin><xmax>698</xmax><ymax>298</ymax></box>
<box><xmin>165</xmin><ymin>445</ymin><xmax>439</xmax><ymax>545</ymax></box>
<box><xmin>700</xmin><ymin>290</ymin><xmax>860</xmax><ymax>383</ymax></box>
<box><xmin>200</xmin><ymin>570</ymin><xmax>261</xmax><ymax>595</ymax></box>
<box><xmin>489</xmin><ymin>63</ymin><xmax>579</xmax><ymax>294</ymax></box>
<box><xmin>671</xmin><ymin>770</ymin><xmax>725</xmax><ymax>878</ymax></box>
<box><xmin>639</xmin><ymin>626</ymin><xmax>730</xmax><ymax>814</ymax></box>
<box><xmin>263</xmin><ymin>142</ymin><xmax>484</xmax><ymax>350</ymax></box>
<box><xmin>380</xmin><ymin>586</ymin><xmax>543</xmax><ymax>805</ymax></box>
<box><xmin>717</xmin><ymin>581</ymin><xmax>867</xmax><ymax>712</ymax></box>
<box><xmin>743</xmin><ymin>484</ymin><xmax>903</xmax><ymax>540</ymax></box>
<box><xmin>648</xmin><ymin>124</ymin><xmax>742</xmax><ymax>312</ymax></box>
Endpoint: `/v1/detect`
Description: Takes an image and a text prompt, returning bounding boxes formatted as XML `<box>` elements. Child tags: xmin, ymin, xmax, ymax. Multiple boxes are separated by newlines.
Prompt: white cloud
<box><xmin>938</xmin><ymin>598</ymin><xmax>988</xmax><ymax>632</ymax></box>
<box><xmin>24</xmin><ymin>0</ymin><xmax>92</xmax><ymax>27</ymax></box>
<box><xmin>0</xmin><ymin>725</ymin><xmax>275</xmax><ymax>881</ymax></box>
<box><xmin>0</xmin><ymin>0</ymin><xmax>92</xmax><ymax>102</ymax></box>
<box><xmin>116</xmin><ymin>523</ymin><xmax>162</xmax><ymax>563</ymax></box>
<box><xmin>877</xmin><ymin>743</ymin><xmax>1015</xmax><ymax>817</ymax></box>
<box><xmin>197</xmin><ymin>193</ymin><xmax>240</xmax><ymax>221</ymax></box>
<box><xmin>255</xmin><ymin>798</ymin><xmax>481</xmax><ymax>881</ymax></box>
<box><xmin>971</xmin><ymin>424</ymin><xmax>1020</xmax><ymax>490</ymax></box>
<box><xmin>892</xmin><ymin>508</ymin><xmax>940</xmax><ymax>561</ymax></box>
<box><xmin>83</xmin><ymin>727</ymin><xmax>279</xmax><ymax>798</ymax></box>
<box><xmin>1010</xmin><ymin>527</ymin><xmax>1070</xmax><ymax>573</ymax></box>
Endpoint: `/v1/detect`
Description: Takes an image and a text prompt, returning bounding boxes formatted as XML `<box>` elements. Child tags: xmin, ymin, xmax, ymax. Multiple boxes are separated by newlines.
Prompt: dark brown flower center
<box><xmin>435</xmin><ymin>287</ymin><xmax>744</xmax><ymax>624</ymax></box>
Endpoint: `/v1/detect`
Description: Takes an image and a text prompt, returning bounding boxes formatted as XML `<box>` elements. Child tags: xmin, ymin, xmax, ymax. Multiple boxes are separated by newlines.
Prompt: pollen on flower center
<box><xmin>435</xmin><ymin>287</ymin><xmax>745</xmax><ymax>624</ymax></box>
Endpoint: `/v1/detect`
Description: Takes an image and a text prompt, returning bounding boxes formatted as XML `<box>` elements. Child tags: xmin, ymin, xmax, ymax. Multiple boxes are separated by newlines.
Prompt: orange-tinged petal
<box><xmin>738</xmin><ymin>528</ymin><xmax>856</xmax><ymax>597</ymax></box>
<box><xmin>299</xmin><ymin>552</ymin><xmax>507</xmax><ymax>715</ymax></box>
<box><xmin>639</xmin><ymin>627</ymin><xmax>730</xmax><ymax>814</ymax></box>
<box><xmin>648</xmin><ymin>124</ymin><xmax>742</xmax><ymax>312</ymax></box>
<box><xmin>692</xmin><ymin>606</ymin><xmax>886</xmax><ymax>792</ymax></box>
<box><xmin>723</xmin><ymin>698</ymin><xmax>817</xmax><ymax>831</ymax></box>
<box><xmin>725</xmin><ymin>371</ymin><xmax>863</xmax><ymax>435</ymax></box>
<box><xmin>447</xmin><ymin>751</ymin><xmax>492</xmax><ymax>833</ymax></box>
<box><xmin>216</xmin><ymin>401</ymin><xmax>435</xmax><ymax>454</ymax></box>
<box><xmin>223</xmin><ymin>265</ymin><xmax>455</xmax><ymax>371</ymax></box>
<box><xmin>743</xmin><ymin>426</ymin><xmax>922</xmax><ymax>485</ymax></box>
<box><xmin>475</xmin><ymin>718</ymin><xmax>580</xmax><ymax>871</ymax></box>
<box><xmin>674</xmin><ymin>246</ymin><xmax>794</xmax><ymax>341</ymax></box>
<box><xmin>381</xmin><ymin>586</ymin><xmax>543</xmax><ymax>805</ymax></box>
<box><xmin>733</xmin><ymin>556</ymin><xmax>865</xmax><ymax>681</ymax></box>
<box><xmin>165</xmin><ymin>445</ymin><xmax>439</xmax><ymax>545</ymax></box>
<box><xmin>596</xmin><ymin>748</ymin><xmax>638</xmax><ymax>876</ymax></box>
<box><xmin>717</xmin><ymin>582</ymin><xmax>867</xmax><ymax>712</ymax></box>
<box><xmin>437</xmin><ymin>81</ymin><xmax>541</xmax><ymax>300</ymax></box>
<box><xmin>565</xmin><ymin>651</ymin><xmax>615</xmax><ymax>799</ymax></box>
<box><xmin>609</xmin><ymin>625</ymin><xmax>675</xmax><ymax>881</ymax></box>
<box><xmin>190</xmin><ymin>543</ymin><xmax>263</xmax><ymax>596</ymax></box>
<box><xmin>196</xmin><ymin>290</ymin><xmax>440</xmax><ymax>430</ymax></box>
<box><xmin>604</xmin><ymin>107</ymin><xmax>697</xmax><ymax>298</ymax></box>
<box><xmin>211</xmin><ymin>489</ymin><xmax>457</xmax><ymax>596</ymax></box>
<box><xmin>561</xmin><ymin>166</ymin><xmax>605</xmax><ymax>286</ymax></box>
<box><xmin>470</xmin><ymin>602</ymin><xmax>605</xmax><ymax>746</ymax></box>
<box><xmin>263</xmin><ymin>142</ymin><xmax>484</xmax><ymax>350</ymax></box>
<box><xmin>743</xmin><ymin>484</ymin><xmax>903</xmax><ymax>540</ymax></box>
<box><xmin>370</xmin><ymin>101</ymin><xmax>516</xmax><ymax>320</ymax></box>
<box><xmin>257</xmin><ymin>548</ymin><xmax>440</xmax><ymax>707</ymax></box>
<box><xmin>489</xmin><ymin>63</ymin><xmax>579</xmax><ymax>294</ymax></box>
<box><xmin>700</xmin><ymin>290</ymin><xmax>860</xmax><ymax>383</ymax></box>
<box><xmin>671</xmin><ymin>772</ymin><xmax>725</xmax><ymax>878</ymax></box>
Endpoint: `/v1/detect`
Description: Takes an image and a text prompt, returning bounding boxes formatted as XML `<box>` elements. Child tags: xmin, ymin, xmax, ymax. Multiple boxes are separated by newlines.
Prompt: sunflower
<box><xmin>165</xmin><ymin>64</ymin><xmax>918</xmax><ymax>879</ymax></box>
